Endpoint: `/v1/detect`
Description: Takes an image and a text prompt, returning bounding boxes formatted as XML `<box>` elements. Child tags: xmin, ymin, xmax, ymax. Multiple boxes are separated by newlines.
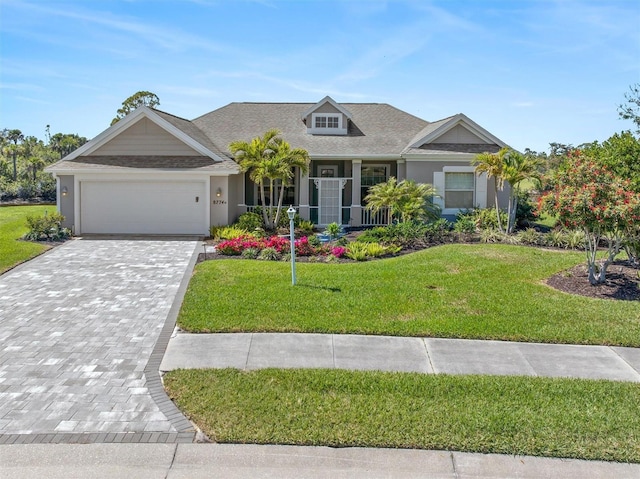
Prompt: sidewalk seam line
<box><xmin>245</xmin><ymin>333</ymin><xmax>254</xmax><ymax>370</ymax></box>
<box><xmin>332</xmin><ymin>334</ymin><xmax>336</xmax><ymax>369</ymax></box>
<box><xmin>450</xmin><ymin>451</ymin><xmax>460</xmax><ymax>479</ymax></box>
<box><xmin>608</xmin><ymin>346</ymin><xmax>640</xmax><ymax>380</ymax></box>
<box><xmin>423</xmin><ymin>338</ymin><xmax>436</xmax><ymax>374</ymax></box>
<box><xmin>165</xmin><ymin>443</ymin><xmax>179</xmax><ymax>479</ymax></box>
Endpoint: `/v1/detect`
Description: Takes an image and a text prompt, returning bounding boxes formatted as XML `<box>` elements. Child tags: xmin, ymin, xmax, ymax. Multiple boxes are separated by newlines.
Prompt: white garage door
<box><xmin>80</xmin><ymin>181</ymin><xmax>207</xmax><ymax>234</ymax></box>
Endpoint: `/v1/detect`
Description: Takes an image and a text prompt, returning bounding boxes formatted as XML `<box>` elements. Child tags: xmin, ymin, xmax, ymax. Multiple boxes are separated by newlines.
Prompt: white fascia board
<box><xmin>301</xmin><ymin>96</ymin><xmax>353</xmax><ymax>120</ymax></box>
<box><xmin>310</xmin><ymin>154</ymin><xmax>402</xmax><ymax>160</ymax></box>
<box><xmin>401</xmin><ymin>154</ymin><xmax>475</xmax><ymax>161</ymax></box>
<box><xmin>47</xmin><ymin>167</ymin><xmax>239</xmax><ymax>177</ymax></box>
<box><xmin>61</xmin><ymin>106</ymin><xmax>224</xmax><ymax>162</ymax></box>
<box><xmin>409</xmin><ymin>113</ymin><xmax>508</xmax><ymax>149</ymax></box>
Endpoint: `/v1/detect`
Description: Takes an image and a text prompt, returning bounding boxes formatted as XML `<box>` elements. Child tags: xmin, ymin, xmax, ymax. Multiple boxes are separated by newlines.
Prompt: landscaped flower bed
<box><xmin>216</xmin><ymin>234</ymin><xmax>348</xmax><ymax>259</ymax></box>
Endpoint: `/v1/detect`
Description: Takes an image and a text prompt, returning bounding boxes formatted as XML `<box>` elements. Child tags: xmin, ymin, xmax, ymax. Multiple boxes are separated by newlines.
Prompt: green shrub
<box><xmin>516</xmin><ymin>191</ymin><xmax>538</xmax><ymax>227</ymax></box>
<box><xmin>213</xmin><ymin>226</ymin><xmax>250</xmax><ymax>240</ymax></box>
<box><xmin>0</xmin><ymin>179</ymin><xmax>19</xmax><ymax>200</ymax></box>
<box><xmin>325</xmin><ymin>254</ymin><xmax>339</xmax><ymax>263</ymax></box>
<box><xmin>307</xmin><ymin>235</ymin><xmax>322</xmax><ymax>248</ymax></box>
<box><xmin>325</xmin><ymin>222</ymin><xmax>341</xmax><ymax>240</ymax></box>
<box><xmin>423</xmin><ymin>219</ymin><xmax>452</xmax><ymax>243</ymax></box>
<box><xmin>517</xmin><ymin>228</ymin><xmax>542</xmax><ymax>246</ymax></box>
<box><xmin>356</xmin><ymin>221</ymin><xmax>429</xmax><ymax>248</ymax></box>
<box><xmin>23</xmin><ymin>212</ymin><xmax>70</xmax><ymax>241</ymax></box>
<box><xmin>257</xmin><ymin>247</ymin><xmax>280</xmax><ymax>261</ymax></box>
<box><xmin>297</xmin><ymin>220</ymin><xmax>315</xmax><ymax>236</ymax></box>
<box><xmin>545</xmin><ymin>230</ymin><xmax>568</xmax><ymax>249</ymax></box>
<box><xmin>346</xmin><ymin>243</ymin><xmax>368</xmax><ymax>261</ymax></box>
<box><xmin>38</xmin><ymin>174</ymin><xmax>57</xmax><ymax>201</ymax></box>
<box><xmin>472</xmin><ymin>208</ymin><xmax>508</xmax><ymax>231</ymax></box>
<box><xmin>453</xmin><ymin>215</ymin><xmax>476</xmax><ymax>235</ymax></box>
<box><xmin>566</xmin><ymin>230</ymin><xmax>586</xmax><ymax>250</ymax></box>
<box><xmin>334</xmin><ymin>236</ymin><xmax>349</xmax><ymax>247</ymax></box>
<box><xmin>235</xmin><ymin>212</ymin><xmax>264</xmax><ymax>232</ymax></box>
<box><xmin>241</xmin><ymin>247</ymin><xmax>260</xmax><ymax>259</ymax></box>
<box><xmin>480</xmin><ymin>229</ymin><xmax>507</xmax><ymax>244</ymax></box>
<box><xmin>346</xmin><ymin>241</ymin><xmax>397</xmax><ymax>260</ymax></box>
<box><xmin>17</xmin><ymin>181</ymin><xmax>37</xmax><ymax>200</ymax></box>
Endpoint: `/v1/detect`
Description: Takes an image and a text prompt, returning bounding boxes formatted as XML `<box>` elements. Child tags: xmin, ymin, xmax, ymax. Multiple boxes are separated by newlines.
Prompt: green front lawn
<box><xmin>178</xmin><ymin>244</ymin><xmax>640</xmax><ymax>346</ymax></box>
<box><xmin>0</xmin><ymin>205</ymin><xmax>54</xmax><ymax>273</ymax></box>
<box><xmin>164</xmin><ymin>368</ymin><xmax>640</xmax><ymax>463</ymax></box>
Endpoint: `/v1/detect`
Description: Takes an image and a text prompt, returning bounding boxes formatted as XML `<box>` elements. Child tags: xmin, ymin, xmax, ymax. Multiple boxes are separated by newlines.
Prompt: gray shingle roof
<box><xmin>192</xmin><ymin>102</ymin><xmax>430</xmax><ymax>157</ymax></box>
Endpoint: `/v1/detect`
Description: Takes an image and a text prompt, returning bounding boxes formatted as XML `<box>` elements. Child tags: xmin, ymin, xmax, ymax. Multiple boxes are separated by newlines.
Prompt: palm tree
<box><xmin>270</xmin><ymin>140</ymin><xmax>310</xmax><ymax>227</ymax></box>
<box><xmin>229</xmin><ymin>130</ymin><xmax>310</xmax><ymax>230</ymax></box>
<box><xmin>365</xmin><ymin>177</ymin><xmax>440</xmax><ymax>224</ymax></box>
<box><xmin>472</xmin><ymin>147</ymin><xmax>508</xmax><ymax>232</ymax></box>
<box><xmin>3</xmin><ymin>129</ymin><xmax>24</xmax><ymax>181</ymax></box>
<box><xmin>395</xmin><ymin>180</ymin><xmax>441</xmax><ymax>222</ymax></box>
<box><xmin>229</xmin><ymin>129</ymin><xmax>281</xmax><ymax>228</ymax></box>
<box><xmin>364</xmin><ymin>176</ymin><xmax>404</xmax><ymax>224</ymax></box>
<box><xmin>501</xmin><ymin>150</ymin><xmax>542</xmax><ymax>233</ymax></box>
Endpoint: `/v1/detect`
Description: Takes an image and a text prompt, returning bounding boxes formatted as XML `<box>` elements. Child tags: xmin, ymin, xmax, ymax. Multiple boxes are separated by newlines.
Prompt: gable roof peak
<box><xmin>301</xmin><ymin>95</ymin><xmax>353</xmax><ymax>120</ymax></box>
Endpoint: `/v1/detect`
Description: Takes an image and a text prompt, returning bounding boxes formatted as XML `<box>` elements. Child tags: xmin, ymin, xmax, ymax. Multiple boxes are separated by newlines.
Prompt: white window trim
<box><xmin>308</xmin><ymin>113</ymin><xmax>347</xmax><ymax>135</ymax></box>
<box><xmin>436</xmin><ymin>166</ymin><xmax>479</xmax><ymax>216</ymax></box>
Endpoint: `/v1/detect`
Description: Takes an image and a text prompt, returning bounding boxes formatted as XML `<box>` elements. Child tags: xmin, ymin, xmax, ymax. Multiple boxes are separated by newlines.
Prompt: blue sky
<box><xmin>1</xmin><ymin>0</ymin><xmax>638</xmax><ymax>152</ymax></box>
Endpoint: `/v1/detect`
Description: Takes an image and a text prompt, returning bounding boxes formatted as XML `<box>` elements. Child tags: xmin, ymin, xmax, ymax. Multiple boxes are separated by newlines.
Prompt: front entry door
<box><xmin>319</xmin><ymin>178</ymin><xmax>341</xmax><ymax>225</ymax></box>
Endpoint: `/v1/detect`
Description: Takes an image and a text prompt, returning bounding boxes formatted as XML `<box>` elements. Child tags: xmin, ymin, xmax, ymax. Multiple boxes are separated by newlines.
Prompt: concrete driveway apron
<box><xmin>0</xmin><ymin>238</ymin><xmax>199</xmax><ymax>443</ymax></box>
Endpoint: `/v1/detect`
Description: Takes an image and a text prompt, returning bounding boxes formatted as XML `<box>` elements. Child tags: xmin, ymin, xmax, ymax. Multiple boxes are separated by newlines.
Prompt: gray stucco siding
<box><xmin>58</xmin><ymin>175</ymin><xmax>75</xmax><ymax>230</ymax></box>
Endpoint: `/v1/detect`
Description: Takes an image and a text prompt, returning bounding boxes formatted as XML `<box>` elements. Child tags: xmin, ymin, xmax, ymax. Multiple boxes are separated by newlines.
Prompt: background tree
<box><xmin>618</xmin><ymin>83</ymin><xmax>640</xmax><ymax>132</ymax></box>
<box><xmin>49</xmin><ymin>133</ymin><xmax>87</xmax><ymax>159</ymax></box>
<box><xmin>581</xmin><ymin>131</ymin><xmax>640</xmax><ymax>192</ymax></box>
<box><xmin>111</xmin><ymin>91</ymin><xmax>160</xmax><ymax>125</ymax></box>
<box><xmin>2</xmin><ymin>129</ymin><xmax>24</xmax><ymax>181</ymax></box>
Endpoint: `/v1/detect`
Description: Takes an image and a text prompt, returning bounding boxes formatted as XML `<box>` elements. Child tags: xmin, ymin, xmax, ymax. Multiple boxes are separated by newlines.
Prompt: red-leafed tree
<box><xmin>539</xmin><ymin>151</ymin><xmax>640</xmax><ymax>285</ymax></box>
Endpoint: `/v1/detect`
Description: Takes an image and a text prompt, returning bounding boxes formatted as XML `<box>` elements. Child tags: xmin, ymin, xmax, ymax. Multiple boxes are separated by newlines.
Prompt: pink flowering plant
<box><xmin>538</xmin><ymin>151</ymin><xmax>640</xmax><ymax>284</ymax></box>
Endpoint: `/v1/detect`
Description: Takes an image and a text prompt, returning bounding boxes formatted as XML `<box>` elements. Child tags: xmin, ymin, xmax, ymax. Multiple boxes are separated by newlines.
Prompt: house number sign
<box><xmin>212</xmin><ymin>200</ymin><xmax>227</xmax><ymax>205</ymax></box>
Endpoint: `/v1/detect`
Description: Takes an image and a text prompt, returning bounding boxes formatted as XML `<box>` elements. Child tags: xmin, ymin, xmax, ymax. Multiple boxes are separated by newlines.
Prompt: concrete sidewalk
<box><xmin>161</xmin><ymin>332</ymin><xmax>640</xmax><ymax>382</ymax></box>
<box><xmin>2</xmin><ymin>443</ymin><xmax>639</xmax><ymax>479</ymax></box>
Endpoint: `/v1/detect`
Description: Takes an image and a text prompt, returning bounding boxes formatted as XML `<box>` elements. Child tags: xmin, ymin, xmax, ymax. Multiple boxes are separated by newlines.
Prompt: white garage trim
<box><xmin>75</xmin><ymin>175</ymin><xmax>210</xmax><ymax>235</ymax></box>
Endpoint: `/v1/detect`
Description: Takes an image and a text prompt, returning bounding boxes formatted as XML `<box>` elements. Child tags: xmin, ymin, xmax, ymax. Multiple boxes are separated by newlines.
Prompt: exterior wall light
<box><xmin>216</xmin><ymin>187</ymin><xmax>222</xmax><ymax>197</ymax></box>
<box><xmin>61</xmin><ymin>186</ymin><xmax>68</xmax><ymax>197</ymax></box>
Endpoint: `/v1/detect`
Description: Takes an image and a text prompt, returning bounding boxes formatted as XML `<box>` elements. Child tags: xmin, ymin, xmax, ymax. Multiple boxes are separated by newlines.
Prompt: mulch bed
<box><xmin>546</xmin><ymin>260</ymin><xmax>640</xmax><ymax>301</ymax></box>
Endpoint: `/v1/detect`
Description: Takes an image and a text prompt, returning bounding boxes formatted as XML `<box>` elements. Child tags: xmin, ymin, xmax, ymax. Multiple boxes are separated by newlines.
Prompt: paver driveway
<box><xmin>0</xmin><ymin>238</ymin><xmax>199</xmax><ymax>443</ymax></box>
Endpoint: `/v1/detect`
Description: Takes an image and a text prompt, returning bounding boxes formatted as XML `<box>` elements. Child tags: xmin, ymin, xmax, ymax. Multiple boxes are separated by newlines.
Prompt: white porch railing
<box><xmin>361</xmin><ymin>208</ymin><xmax>389</xmax><ymax>226</ymax></box>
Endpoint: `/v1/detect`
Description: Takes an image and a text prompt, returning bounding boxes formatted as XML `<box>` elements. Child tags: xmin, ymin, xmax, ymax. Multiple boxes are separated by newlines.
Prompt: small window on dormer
<box><xmin>315</xmin><ymin>115</ymin><xmax>340</xmax><ymax>129</ymax></box>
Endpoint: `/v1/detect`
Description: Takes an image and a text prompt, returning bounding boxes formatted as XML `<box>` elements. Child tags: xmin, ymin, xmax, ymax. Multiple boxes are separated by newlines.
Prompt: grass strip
<box><xmin>0</xmin><ymin>205</ymin><xmax>53</xmax><ymax>273</ymax></box>
<box><xmin>177</xmin><ymin>244</ymin><xmax>640</xmax><ymax>346</ymax></box>
<box><xmin>164</xmin><ymin>368</ymin><xmax>640</xmax><ymax>463</ymax></box>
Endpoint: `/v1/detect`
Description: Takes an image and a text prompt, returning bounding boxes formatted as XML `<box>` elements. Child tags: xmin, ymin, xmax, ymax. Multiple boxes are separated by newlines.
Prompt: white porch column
<box><xmin>298</xmin><ymin>167</ymin><xmax>310</xmax><ymax>221</ymax></box>
<box><xmin>397</xmin><ymin>159</ymin><xmax>406</xmax><ymax>181</ymax></box>
<box><xmin>351</xmin><ymin>159</ymin><xmax>362</xmax><ymax>227</ymax></box>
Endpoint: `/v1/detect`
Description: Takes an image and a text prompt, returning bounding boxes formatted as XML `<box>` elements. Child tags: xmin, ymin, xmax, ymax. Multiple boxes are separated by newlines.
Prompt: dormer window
<box><xmin>303</xmin><ymin>96</ymin><xmax>352</xmax><ymax>136</ymax></box>
<box><xmin>310</xmin><ymin>113</ymin><xmax>346</xmax><ymax>135</ymax></box>
<box><xmin>314</xmin><ymin>114</ymin><xmax>340</xmax><ymax>129</ymax></box>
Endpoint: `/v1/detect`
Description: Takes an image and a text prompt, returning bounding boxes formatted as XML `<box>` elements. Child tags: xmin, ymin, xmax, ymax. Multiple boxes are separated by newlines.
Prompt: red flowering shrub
<box><xmin>538</xmin><ymin>151</ymin><xmax>640</xmax><ymax>284</ymax></box>
<box><xmin>294</xmin><ymin>236</ymin><xmax>317</xmax><ymax>256</ymax></box>
<box><xmin>330</xmin><ymin>246</ymin><xmax>347</xmax><ymax>258</ymax></box>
